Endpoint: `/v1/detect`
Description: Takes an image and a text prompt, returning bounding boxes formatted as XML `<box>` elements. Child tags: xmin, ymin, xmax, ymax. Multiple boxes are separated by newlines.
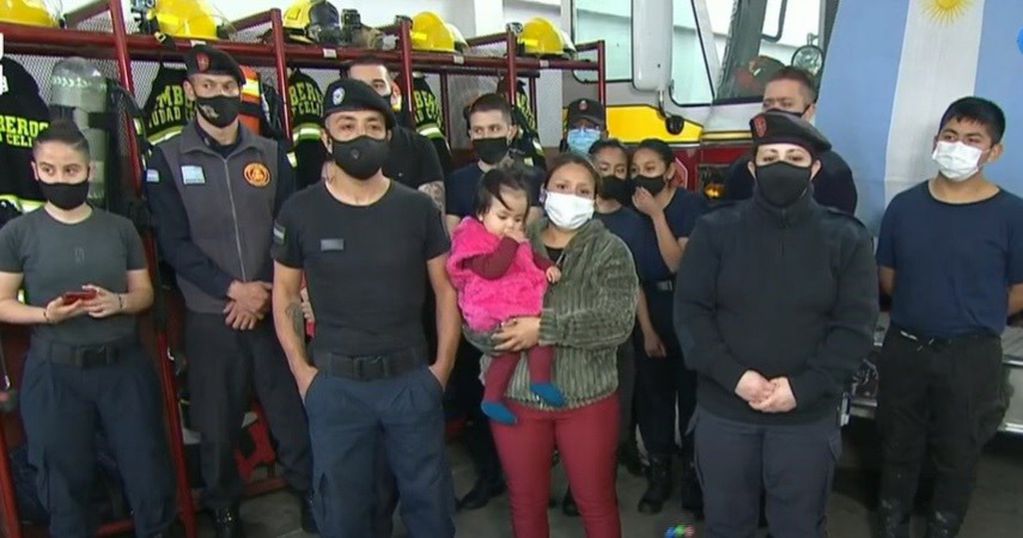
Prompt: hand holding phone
<box><xmin>62</xmin><ymin>290</ymin><xmax>97</xmax><ymax>304</ymax></box>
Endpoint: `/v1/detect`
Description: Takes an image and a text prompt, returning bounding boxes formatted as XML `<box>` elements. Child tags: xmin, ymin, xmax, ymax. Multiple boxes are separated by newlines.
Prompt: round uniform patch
<box><xmin>196</xmin><ymin>53</ymin><xmax>210</xmax><ymax>73</ymax></box>
<box><xmin>244</xmin><ymin>163</ymin><xmax>271</xmax><ymax>187</ymax></box>
<box><xmin>753</xmin><ymin>115</ymin><xmax>768</xmax><ymax>138</ymax></box>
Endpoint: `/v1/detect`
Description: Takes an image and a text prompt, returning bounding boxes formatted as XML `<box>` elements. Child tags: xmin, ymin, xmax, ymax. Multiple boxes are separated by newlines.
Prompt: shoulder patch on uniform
<box><xmin>181</xmin><ymin>165</ymin><xmax>206</xmax><ymax>185</ymax></box>
<box><xmin>273</xmin><ymin>223</ymin><xmax>286</xmax><ymax>245</ymax></box>
<box><xmin>146</xmin><ymin>169</ymin><xmax>159</xmax><ymax>184</ymax></box>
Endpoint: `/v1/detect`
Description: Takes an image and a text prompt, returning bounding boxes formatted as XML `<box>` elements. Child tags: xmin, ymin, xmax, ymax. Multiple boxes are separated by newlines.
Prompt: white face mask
<box><xmin>932</xmin><ymin>141</ymin><xmax>984</xmax><ymax>182</ymax></box>
<box><xmin>543</xmin><ymin>191</ymin><xmax>594</xmax><ymax>230</ymax></box>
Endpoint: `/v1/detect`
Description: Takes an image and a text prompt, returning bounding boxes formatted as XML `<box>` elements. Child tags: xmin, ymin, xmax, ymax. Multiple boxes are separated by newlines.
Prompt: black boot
<box><xmin>618</xmin><ymin>440</ymin><xmax>645</xmax><ymax>477</ymax></box>
<box><xmin>924</xmin><ymin>510</ymin><xmax>963</xmax><ymax>538</ymax></box>
<box><xmin>561</xmin><ymin>487</ymin><xmax>580</xmax><ymax>517</ymax></box>
<box><xmin>876</xmin><ymin>499</ymin><xmax>911</xmax><ymax>538</ymax></box>
<box><xmin>638</xmin><ymin>454</ymin><xmax>672</xmax><ymax>514</ymax></box>
<box><xmin>299</xmin><ymin>491</ymin><xmax>318</xmax><ymax>534</ymax></box>
<box><xmin>457</xmin><ymin>473</ymin><xmax>507</xmax><ymax>511</ymax></box>
<box><xmin>679</xmin><ymin>456</ymin><xmax>703</xmax><ymax>518</ymax></box>
<box><xmin>213</xmin><ymin>505</ymin><xmax>245</xmax><ymax>538</ymax></box>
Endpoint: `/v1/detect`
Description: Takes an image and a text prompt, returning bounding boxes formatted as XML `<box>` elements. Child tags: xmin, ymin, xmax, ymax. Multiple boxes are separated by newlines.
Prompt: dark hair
<box><xmin>33</xmin><ymin>119</ymin><xmax>90</xmax><ymax>159</ymax></box>
<box><xmin>544</xmin><ymin>152</ymin><xmax>600</xmax><ymax>191</ymax></box>
<box><xmin>939</xmin><ymin>96</ymin><xmax>1006</xmax><ymax>145</ymax></box>
<box><xmin>588</xmin><ymin>138</ymin><xmax>628</xmax><ymax>159</ymax></box>
<box><xmin>634</xmin><ymin>138</ymin><xmax>674</xmax><ymax>167</ymax></box>
<box><xmin>768</xmin><ymin>66</ymin><xmax>818</xmax><ymax>103</ymax></box>
<box><xmin>468</xmin><ymin>93</ymin><xmax>513</xmax><ymax>125</ymax></box>
<box><xmin>474</xmin><ymin>167</ymin><xmax>532</xmax><ymax>218</ymax></box>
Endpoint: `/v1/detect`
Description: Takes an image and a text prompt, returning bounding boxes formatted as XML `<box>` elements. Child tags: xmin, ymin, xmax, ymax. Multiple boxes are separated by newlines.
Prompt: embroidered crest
<box><xmin>753</xmin><ymin>115</ymin><xmax>768</xmax><ymax>138</ymax></box>
<box><xmin>244</xmin><ymin>163</ymin><xmax>271</xmax><ymax>187</ymax></box>
<box><xmin>196</xmin><ymin>52</ymin><xmax>210</xmax><ymax>73</ymax></box>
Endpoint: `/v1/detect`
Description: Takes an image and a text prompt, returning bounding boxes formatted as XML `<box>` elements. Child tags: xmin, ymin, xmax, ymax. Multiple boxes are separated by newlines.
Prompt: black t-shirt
<box><xmin>0</xmin><ymin>208</ymin><xmax>147</xmax><ymax>345</ymax></box>
<box><xmin>272</xmin><ymin>181</ymin><xmax>450</xmax><ymax>356</ymax></box>
<box><xmin>596</xmin><ymin>206</ymin><xmax>646</xmax><ymax>263</ymax></box>
<box><xmin>724</xmin><ymin>150</ymin><xmax>858</xmax><ymax>214</ymax></box>
<box><xmin>383</xmin><ymin>126</ymin><xmax>444</xmax><ymax>190</ymax></box>
<box><xmin>444</xmin><ymin>162</ymin><xmax>544</xmax><ymax>218</ymax></box>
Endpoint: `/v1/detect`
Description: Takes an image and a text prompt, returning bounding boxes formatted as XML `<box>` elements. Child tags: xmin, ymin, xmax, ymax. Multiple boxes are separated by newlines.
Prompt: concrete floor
<box><xmin>206</xmin><ymin>419</ymin><xmax>1023</xmax><ymax>537</ymax></box>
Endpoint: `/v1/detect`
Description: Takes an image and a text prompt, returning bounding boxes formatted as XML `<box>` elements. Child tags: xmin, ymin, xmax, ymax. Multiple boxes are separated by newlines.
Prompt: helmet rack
<box><xmin>0</xmin><ymin>2</ymin><xmax>606</xmax><ymax>537</ymax></box>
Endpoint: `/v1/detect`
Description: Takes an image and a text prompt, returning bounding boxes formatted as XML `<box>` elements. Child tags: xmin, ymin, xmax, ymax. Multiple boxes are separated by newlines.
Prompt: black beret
<box><xmin>322</xmin><ymin>78</ymin><xmax>396</xmax><ymax>129</ymax></box>
<box><xmin>184</xmin><ymin>45</ymin><xmax>245</xmax><ymax>86</ymax></box>
<box><xmin>566</xmin><ymin>98</ymin><xmax>606</xmax><ymax>128</ymax></box>
<box><xmin>750</xmin><ymin>111</ymin><xmax>831</xmax><ymax>155</ymax></box>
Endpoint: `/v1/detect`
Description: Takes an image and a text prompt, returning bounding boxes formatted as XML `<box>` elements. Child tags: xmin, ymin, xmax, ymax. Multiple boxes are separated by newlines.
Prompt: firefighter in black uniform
<box><xmin>0</xmin><ymin>120</ymin><xmax>176</xmax><ymax>537</ymax></box>
<box><xmin>144</xmin><ymin>45</ymin><xmax>313</xmax><ymax>537</ymax></box>
<box><xmin>675</xmin><ymin>111</ymin><xmax>878</xmax><ymax>537</ymax></box>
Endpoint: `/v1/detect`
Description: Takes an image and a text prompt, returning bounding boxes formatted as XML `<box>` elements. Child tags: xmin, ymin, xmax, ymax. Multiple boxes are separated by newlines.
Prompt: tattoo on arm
<box><xmin>285</xmin><ymin>301</ymin><xmax>306</xmax><ymax>346</ymax></box>
<box><xmin>419</xmin><ymin>181</ymin><xmax>445</xmax><ymax>213</ymax></box>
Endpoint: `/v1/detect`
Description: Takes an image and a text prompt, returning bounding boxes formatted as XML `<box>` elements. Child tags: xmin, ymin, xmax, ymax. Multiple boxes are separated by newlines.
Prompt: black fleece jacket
<box><xmin>674</xmin><ymin>192</ymin><xmax>879</xmax><ymax>425</ymax></box>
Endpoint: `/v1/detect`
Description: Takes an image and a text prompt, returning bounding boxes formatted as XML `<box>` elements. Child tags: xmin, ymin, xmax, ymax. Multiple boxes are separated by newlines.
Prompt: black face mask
<box><xmin>39</xmin><ymin>180</ymin><xmax>90</xmax><ymax>210</ymax></box>
<box><xmin>755</xmin><ymin>162</ymin><xmax>812</xmax><ymax>207</ymax></box>
<box><xmin>632</xmin><ymin>174</ymin><xmax>667</xmax><ymax>196</ymax></box>
<box><xmin>473</xmin><ymin>137</ymin><xmax>509</xmax><ymax>165</ymax></box>
<box><xmin>331</xmin><ymin>135</ymin><xmax>389</xmax><ymax>180</ymax></box>
<box><xmin>195</xmin><ymin>95</ymin><xmax>241</xmax><ymax>128</ymax></box>
<box><xmin>598</xmin><ymin>175</ymin><xmax>634</xmax><ymax>205</ymax></box>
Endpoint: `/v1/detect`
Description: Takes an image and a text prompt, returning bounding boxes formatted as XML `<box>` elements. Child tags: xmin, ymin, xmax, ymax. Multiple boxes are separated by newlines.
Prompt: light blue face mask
<box><xmin>566</xmin><ymin>128</ymin><xmax>602</xmax><ymax>155</ymax></box>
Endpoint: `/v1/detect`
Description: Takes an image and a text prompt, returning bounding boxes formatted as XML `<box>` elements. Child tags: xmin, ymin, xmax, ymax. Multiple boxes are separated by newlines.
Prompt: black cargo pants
<box><xmin>185</xmin><ymin>312</ymin><xmax>312</xmax><ymax>508</ymax></box>
<box><xmin>877</xmin><ymin>328</ymin><xmax>1008</xmax><ymax>534</ymax></box>
<box><xmin>20</xmin><ymin>341</ymin><xmax>177</xmax><ymax>537</ymax></box>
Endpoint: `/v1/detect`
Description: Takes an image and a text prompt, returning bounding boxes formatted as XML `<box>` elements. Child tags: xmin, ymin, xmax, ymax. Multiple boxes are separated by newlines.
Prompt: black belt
<box><xmin>36</xmin><ymin>337</ymin><xmax>134</xmax><ymax>369</ymax></box>
<box><xmin>644</xmin><ymin>279</ymin><xmax>674</xmax><ymax>293</ymax></box>
<box><xmin>893</xmin><ymin>325</ymin><xmax>996</xmax><ymax>351</ymax></box>
<box><xmin>313</xmin><ymin>347</ymin><xmax>425</xmax><ymax>381</ymax></box>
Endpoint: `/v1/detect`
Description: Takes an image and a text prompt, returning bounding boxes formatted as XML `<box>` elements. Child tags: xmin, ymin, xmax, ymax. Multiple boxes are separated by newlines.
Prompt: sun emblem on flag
<box><xmin>924</xmin><ymin>0</ymin><xmax>973</xmax><ymax>24</ymax></box>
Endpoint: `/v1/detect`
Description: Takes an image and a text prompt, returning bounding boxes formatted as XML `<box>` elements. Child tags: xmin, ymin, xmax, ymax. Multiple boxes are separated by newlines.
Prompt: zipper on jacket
<box><xmin>221</xmin><ymin>158</ymin><xmax>248</xmax><ymax>281</ymax></box>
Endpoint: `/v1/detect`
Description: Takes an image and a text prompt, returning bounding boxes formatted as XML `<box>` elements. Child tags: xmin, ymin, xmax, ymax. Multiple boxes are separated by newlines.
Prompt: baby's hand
<box><xmin>505</xmin><ymin>228</ymin><xmax>527</xmax><ymax>243</ymax></box>
<box><xmin>546</xmin><ymin>266</ymin><xmax>562</xmax><ymax>284</ymax></box>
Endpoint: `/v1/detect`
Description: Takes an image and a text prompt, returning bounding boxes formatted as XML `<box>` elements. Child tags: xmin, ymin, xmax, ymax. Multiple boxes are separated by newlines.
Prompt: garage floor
<box><xmin>198</xmin><ymin>419</ymin><xmax>1023</xmax><ymax>537</ymax></box>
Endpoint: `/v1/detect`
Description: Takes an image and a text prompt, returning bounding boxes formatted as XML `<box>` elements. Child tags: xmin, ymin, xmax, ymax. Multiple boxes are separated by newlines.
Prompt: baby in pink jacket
<box><xmin>447</xmin><ymin>169</ymin><xmax>565</xmax><ymax>424</ymax></box>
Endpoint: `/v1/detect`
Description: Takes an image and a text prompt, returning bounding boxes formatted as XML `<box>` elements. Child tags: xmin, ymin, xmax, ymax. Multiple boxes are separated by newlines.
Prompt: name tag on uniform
<box><xmin>320</xmin><ymin>238</ymin><xmax>345</xmax><ymax>252</ymax></box>
<box><xmin>145</xmin><ymin>169</ymin><xmax>159</xmax><ymax>184</ymax></box>
<box><xmin>181</xmin><ymin>165</ymin><xmax>206</xmax><ymax>185</ymax></box>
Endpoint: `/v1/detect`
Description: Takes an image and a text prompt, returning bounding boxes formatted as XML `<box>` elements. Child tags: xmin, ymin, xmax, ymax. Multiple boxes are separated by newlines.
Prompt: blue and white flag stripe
<box><xmin>817</xmin><ymin>0</ymin><xmax>1023</xmax><ymax>232</ymax></box>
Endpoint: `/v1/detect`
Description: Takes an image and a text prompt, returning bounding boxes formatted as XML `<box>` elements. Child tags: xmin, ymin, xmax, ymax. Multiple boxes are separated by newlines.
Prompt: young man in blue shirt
<box><xmin>444</xmin><ymin>93</ymin><xmax>543</xmax><ymax>234</ymax></box>
<box><xmin>876</xmin><ymin>97</ymin><xmax>1023</xmax><ymax>538</ymax></box>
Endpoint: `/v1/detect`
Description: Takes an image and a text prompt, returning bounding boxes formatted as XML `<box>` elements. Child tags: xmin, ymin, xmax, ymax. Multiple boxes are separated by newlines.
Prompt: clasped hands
<box><xmin>224</xmin><ymin>280</ymin><xmax>272</xmax><ymax>331</ymax></box>
<box><xmin>734</xmin><ymin>370</ymin><xmax>797</xmax><ymax>413</ymax></box>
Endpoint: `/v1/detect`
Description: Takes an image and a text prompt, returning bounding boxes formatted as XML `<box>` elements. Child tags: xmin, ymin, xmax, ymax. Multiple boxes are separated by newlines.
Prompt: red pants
<box><xmin>483</xmin><ymin>345</ymin><xmax>555</xmax><ymax>402</ymax></box>
<box><xmin>491</xmin><ymin>394</ymin><xmax>621</xmax><ymax>538</ymax></box>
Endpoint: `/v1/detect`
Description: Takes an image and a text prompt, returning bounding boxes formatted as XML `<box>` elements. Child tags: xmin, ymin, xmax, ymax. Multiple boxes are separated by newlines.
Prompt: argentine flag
<box><xmin>816</xmin><ymin>0</ymin><xmax>1023</xmax><ymax>232</ymax></box>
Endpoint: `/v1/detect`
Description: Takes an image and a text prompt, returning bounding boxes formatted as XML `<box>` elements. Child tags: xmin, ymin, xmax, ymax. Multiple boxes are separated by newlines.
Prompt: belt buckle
<box><xmin>79</xmin><ymin>346</ymin><xmax>108</xmax><ymax>368</ymax></box>
<box><xmin>351</xmin><ymin>358</ymin><xmax>366</xmax><ymax>381</ymax></box>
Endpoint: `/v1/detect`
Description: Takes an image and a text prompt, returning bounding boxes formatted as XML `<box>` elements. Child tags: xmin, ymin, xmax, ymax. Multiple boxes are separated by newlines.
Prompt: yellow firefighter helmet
<box><xmin>146</xmin><ymin>0</ymin><xmax>221</xmax><ymax>40</ymax></box>
<box><xmin>0</xmin><ymin>0</ymin><xmax>61</xmax><ymax>28</ymax></box>
<box><xmin>518</xmin><ymin>17</ymin><xmax>576</xmax><ymax>58</ymax></box>
<box><xmin>410</xmin><ymin>12</ymin><xmax>465</xmax><ymax>54</ymax></box>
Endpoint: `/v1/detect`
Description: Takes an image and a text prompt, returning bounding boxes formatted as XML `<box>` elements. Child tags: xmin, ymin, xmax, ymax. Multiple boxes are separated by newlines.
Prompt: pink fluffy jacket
<box><xmin>446</xmin><ymin>217</ymin><xmax>549</xmax><ymax>332</ymax></box>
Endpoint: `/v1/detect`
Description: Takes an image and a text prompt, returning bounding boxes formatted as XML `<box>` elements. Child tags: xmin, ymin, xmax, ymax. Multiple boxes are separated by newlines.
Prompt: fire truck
<box><xmin>558</xmin><ymin>0</ymin><xmax>1023</xmax><ymax>434</ymax></box>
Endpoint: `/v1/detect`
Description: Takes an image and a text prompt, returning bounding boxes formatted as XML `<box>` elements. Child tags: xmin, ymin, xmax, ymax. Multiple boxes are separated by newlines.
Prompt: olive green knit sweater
<box><xmin>465</xmin><ymin>218</ymin><xmax>639</xmax><ymax>410</ymax></box>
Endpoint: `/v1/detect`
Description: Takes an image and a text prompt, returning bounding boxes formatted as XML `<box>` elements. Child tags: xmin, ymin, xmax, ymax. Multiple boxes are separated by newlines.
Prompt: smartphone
<box><xmin>62</xmin><ymin>290</ymin><xmax>97</xmax><ymax>304</ymax></box>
